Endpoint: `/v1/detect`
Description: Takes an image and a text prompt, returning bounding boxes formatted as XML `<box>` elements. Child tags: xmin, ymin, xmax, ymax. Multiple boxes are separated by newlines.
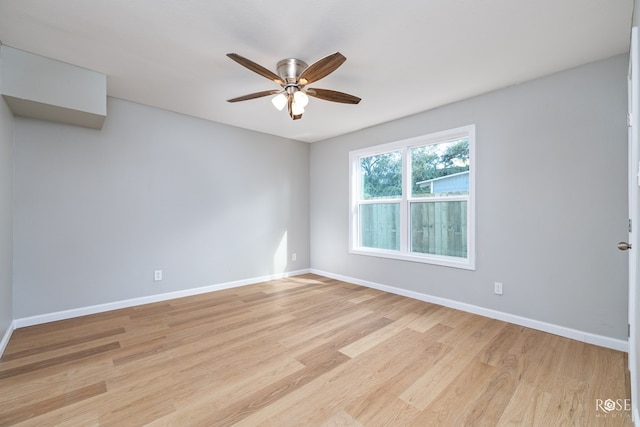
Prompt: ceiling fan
<box><xmin>226</xmin><ymin>52</ymin><xmax>361</xmax><ymax>120</ymax></box>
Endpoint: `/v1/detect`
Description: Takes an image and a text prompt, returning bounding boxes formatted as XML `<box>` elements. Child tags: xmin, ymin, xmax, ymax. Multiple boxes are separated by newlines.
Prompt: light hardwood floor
<box><xmin>0</xmin><ymin>274</ymin><xmax>633</xmax><ymax>426</ymax></box>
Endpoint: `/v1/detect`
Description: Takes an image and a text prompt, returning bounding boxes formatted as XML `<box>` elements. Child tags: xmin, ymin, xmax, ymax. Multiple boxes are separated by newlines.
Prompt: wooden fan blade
<box><xmin>306</xmin><ymin>88</ymin><xmax>361</xmax><ymax>104</ymax></box>
<box><xmin>227</xmin><ymin>90</ymin><xmax>281</xmax><ymax>103</ymax></box>
<box><xmin>227</xmin><ymin>53</ymin><xmax>283</xmax><ymax>85</ymax></box>
<box><xmin>298</xmin><ymin>52</ymin><xmax>346</xmax><ymax>85</ymax></box>
<box><xmin>287</xmin><ymin>94</ymin><xmax>303</xmax><ymax>120</ymax></box>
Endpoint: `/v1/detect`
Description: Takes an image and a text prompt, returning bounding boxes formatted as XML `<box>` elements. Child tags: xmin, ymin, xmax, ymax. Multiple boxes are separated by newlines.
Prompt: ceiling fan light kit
<box><xmin>271</xmin><ymin>93</ymin><xmax>288</xmax><ymax>111</ymax></box>
<box><xmin>227</xmin><ymin>52</ymin><xmax>361</xmax><ymax>120</ymax></box>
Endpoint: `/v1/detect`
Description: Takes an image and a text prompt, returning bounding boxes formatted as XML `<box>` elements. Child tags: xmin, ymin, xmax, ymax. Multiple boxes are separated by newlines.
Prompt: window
<box><xmin>349</xmin><ymin>125</ymin><xmax>475</xmax><ymax>269</ymax></box>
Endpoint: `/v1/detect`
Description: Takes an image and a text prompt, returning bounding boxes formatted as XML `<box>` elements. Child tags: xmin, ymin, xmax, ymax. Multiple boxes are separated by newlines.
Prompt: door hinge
<box><xmin>629</xmin><ymin>112</ymin><xmax>633</xmax><ymax>127</ymax></box>
<box><xmin>630</xmin><ymin>219</ymin><xmax>633</xmax><ymax>233</ymax></box>
<box><xmin>629</xmin><ymin>323</ymin><xmax>631</xmax><ymax>338</ymax></box>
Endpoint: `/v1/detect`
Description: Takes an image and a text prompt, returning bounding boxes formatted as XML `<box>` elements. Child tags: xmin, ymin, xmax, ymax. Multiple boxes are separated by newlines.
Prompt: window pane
<box><xmin>411</xmin><ymin>201</ymin><xmax>467</xmax><ymax>258</ymax></box>
<box><xmin>411</xmin><ymin>139</ymin><xmax>469</xmax><ymax>197</ymax></box>
<box><xmin>360</xmin><ymin>203</ymin><xmax>400</xmax><ymax>250</ymax></box>
<box><xmin>361</xmin><ymin>151</ymin><xmax>402</xmax><ymax>200</ymax></box>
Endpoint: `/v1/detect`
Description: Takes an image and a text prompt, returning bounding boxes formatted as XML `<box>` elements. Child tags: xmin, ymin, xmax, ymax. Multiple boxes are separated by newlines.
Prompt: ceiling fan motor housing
<box><xmin>276</xmin><ymin>58</ymin><xmax>308</xmax><ymax>85</ymax></box>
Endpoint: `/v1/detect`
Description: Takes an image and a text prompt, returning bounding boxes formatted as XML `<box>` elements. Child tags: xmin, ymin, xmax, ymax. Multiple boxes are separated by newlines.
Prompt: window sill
<box><xmin>349</xmin><ymin>248</ymin><xmax>476</xmax><ymax>270</ymax></box>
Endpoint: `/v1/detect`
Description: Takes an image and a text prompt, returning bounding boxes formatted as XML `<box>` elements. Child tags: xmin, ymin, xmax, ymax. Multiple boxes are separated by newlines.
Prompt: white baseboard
<box><xmin>14</xmin><ymin>269</ymin><xmax>311</xmax><ymax>329</ymax></box>
<box><xmin>311</xmin><ymin>269</ymin><xmax>629</xmax><ymax>353</ymax></box>
<box><xmin>0</xmin><ymin>320</ymin><xmax>16</xmax><ymax>358</ymax></box>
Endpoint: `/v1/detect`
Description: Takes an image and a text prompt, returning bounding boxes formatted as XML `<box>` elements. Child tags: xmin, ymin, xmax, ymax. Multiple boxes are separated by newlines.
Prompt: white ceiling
<box><xmin>0</xmin><ymin>0</ymin><xmax>634</xmax><ymax>143</ymax></box>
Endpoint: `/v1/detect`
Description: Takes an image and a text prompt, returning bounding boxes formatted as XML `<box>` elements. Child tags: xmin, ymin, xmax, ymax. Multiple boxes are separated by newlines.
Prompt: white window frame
<box><xmin>349</xmin><ymin>124</ymin><xmax>476</xmax><ymax>270</ymax></box>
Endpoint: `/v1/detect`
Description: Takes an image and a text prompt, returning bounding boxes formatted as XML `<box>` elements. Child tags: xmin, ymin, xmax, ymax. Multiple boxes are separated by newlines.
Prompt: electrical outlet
<box><xmin>494</xmin><ymin>282</ymin><xmax>503</xmax><ymax>295</ymax></box>
<box><xmin>154</xmin><ymin>270</ymin><xmax>163</xmax><ymax>281</ymax></box>
<box><xmin>291</xmin><ymin>253</ymin><xmax>297</xmax><ymax>261</ymax></box>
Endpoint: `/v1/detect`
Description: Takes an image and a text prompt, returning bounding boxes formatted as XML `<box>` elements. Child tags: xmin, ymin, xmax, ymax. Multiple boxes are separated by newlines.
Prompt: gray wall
<box><xmin>0</xmin><ymin>96</ymin><xmax>14</xmax><ymax>337</ymax></box>
<box><xmin>310</xmin><ymin>54</ymin><xmax>629</xmax><ymax>340</ymax></box>
<box><xmin>13</xmin><ymin>98</ymin><xmax>310</xmax><ymax>318</ymax></box>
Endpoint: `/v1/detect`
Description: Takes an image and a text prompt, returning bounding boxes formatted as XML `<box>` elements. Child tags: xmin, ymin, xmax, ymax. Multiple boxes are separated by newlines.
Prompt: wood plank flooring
<box><xmin>0</xmin><ymin>274</ymin><xmax>632</xmax><ymax>426</ymax></box>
